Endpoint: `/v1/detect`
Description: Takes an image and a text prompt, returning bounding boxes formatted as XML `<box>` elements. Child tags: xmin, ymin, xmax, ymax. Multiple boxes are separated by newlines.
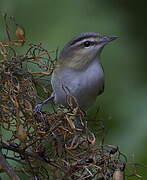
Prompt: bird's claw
<box><xmin>34</xmin><ymin>104</ymin><xmax>43</xmax><ymax>113</ymax></box>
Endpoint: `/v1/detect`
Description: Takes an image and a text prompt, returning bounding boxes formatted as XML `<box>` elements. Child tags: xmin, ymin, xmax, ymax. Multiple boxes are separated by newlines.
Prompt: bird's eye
<box><xmin>83</xmin><ymin>41</ymin><xmax>93</xmax><ymax>47</ymax></box>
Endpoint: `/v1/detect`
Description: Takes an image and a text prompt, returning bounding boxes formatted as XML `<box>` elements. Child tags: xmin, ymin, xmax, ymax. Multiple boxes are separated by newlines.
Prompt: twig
<box><xmin>0</xmin><ymin>152</ymin><xmax>20</xmax><ymax>180</ymax></box>
<box><xmin>1</xmin><ymin>141</ymin><xmax>65</xmax><ymax>172</ymax></box>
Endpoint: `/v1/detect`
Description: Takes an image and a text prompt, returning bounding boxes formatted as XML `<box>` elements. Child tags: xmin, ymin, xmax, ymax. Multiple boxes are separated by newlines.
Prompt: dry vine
<box><xmin>0</xmin><ymin>14</ymin><xmax>142</xmax><ymax>180</ymax></box>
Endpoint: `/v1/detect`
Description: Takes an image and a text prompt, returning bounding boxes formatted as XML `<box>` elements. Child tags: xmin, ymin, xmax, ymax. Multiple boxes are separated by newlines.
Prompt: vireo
<box><xmin>35</xmin><ymin>32</ymin><xmax>118</xmax><ymax>111</ymax></box>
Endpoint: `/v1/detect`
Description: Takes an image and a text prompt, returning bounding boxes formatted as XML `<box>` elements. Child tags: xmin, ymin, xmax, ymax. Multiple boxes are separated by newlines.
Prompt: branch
<box><xmin>0</xmin><ymin>152</ymin><xmax>20</xmax><ymax>180</ymax></box>
<box><xmin>1</xmin><ymin>141</ymin><xmax>64</xmax><ymax>172</ymax></box>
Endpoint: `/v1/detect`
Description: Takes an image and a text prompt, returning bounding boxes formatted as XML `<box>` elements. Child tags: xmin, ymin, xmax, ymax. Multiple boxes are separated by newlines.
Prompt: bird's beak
<box><xmin>106</xmin><ymin>35</ymin><xmax>119</xmax><ymax>42</ymax></box>
<box><xmin>100</xmin><ymin>35</ymin><xmax>119</xmax><ymax>44</ymax></box>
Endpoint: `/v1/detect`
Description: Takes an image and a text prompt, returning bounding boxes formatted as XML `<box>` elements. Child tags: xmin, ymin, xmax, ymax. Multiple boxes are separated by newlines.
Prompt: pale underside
<box><xmin>51</xmin><ymin>57</ymin><xmax>104</xmax><ymax>110</ymax></box>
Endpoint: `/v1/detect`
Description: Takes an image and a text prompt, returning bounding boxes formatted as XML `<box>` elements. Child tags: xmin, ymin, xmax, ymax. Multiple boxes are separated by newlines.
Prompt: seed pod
<box><xmin>15</xmin><ymin>25</ymin><xmax>25</xmax><ymax>41</ymax></box>
<box><xmin>112</xmin><ymin>169</ymin><xmax>124</xmax><ymax>180</ymax></box>
<box><xmin>17</xmin><ymin>125</ymin><xmax>27</xmax><ymax>142</ymax></box>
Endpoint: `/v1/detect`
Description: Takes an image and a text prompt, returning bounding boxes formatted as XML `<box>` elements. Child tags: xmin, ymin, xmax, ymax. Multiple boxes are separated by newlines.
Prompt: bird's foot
<box><xmin>34</xmin><ymin>94</ymin><xmax>54</xmax><ymax>113</ymax></box>
<box><xmin>34</xmin><ymin>103</ymin><xmax>43</xmax><ymax>113</ymax></box>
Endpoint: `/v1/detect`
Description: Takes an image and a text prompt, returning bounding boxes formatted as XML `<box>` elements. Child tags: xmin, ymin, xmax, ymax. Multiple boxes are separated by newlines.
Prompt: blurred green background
<box><xmin>0</xmin><ymin>0</ymin><xmax>147</xmax><ymax>179</ymax></box>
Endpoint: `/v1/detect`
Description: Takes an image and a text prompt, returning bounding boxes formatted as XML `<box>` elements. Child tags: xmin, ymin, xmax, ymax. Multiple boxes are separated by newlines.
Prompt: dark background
<box><xmin>0</xmin><ymin>0</ymin><xmax>147</xmax><ymax>179</ymax></box>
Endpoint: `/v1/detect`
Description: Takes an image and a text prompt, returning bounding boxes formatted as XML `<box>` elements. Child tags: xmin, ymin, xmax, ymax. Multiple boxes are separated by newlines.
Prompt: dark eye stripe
<box><xmin>69</xmin><ymin>32</ymin><xmax>102</xmax><ymax>46</ymax></box>
<box><xmin>70</xmin><ymin>40</ymin><xmax>98</xmax><ymax>49</ymax></box>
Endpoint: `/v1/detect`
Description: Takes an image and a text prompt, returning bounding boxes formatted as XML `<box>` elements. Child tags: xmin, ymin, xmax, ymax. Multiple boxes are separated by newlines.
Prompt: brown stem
<box><xmin>0</xmin><ymin>152</ymin><xmax>20</xmax><ymax>180</ymax></box>
<box><xmin>1</xmin><ymin>141</ymin><xmax>65</xmax><ymax>172</ymax></box>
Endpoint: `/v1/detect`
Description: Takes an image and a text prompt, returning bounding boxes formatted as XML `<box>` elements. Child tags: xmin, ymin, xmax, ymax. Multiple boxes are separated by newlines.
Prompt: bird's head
<box><xmin>59</xmin><ymin>32</ymin><xmax>118</xmax><ymax>70</ymax></box>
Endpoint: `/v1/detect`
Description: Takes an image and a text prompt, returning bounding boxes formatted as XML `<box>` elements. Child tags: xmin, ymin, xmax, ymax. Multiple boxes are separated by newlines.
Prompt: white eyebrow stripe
<box><xmin>72</xmin><ymin>37</ymin><xmax>99</xmax><ymax>46</ymax></box>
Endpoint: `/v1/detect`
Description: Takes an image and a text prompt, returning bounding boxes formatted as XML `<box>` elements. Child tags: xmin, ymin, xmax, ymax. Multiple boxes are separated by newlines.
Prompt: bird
<box><xmin>35</xmin><ymin>32</ymin><xmax>118</xmax><ymax>112</ymax></box>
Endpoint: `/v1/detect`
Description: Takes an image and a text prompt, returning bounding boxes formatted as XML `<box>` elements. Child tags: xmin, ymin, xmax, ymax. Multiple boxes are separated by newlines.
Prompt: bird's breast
<box><xmin>51</xmin><ymin>58</ymin><xmax>104</xmax><ymax>110</ymax></box>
